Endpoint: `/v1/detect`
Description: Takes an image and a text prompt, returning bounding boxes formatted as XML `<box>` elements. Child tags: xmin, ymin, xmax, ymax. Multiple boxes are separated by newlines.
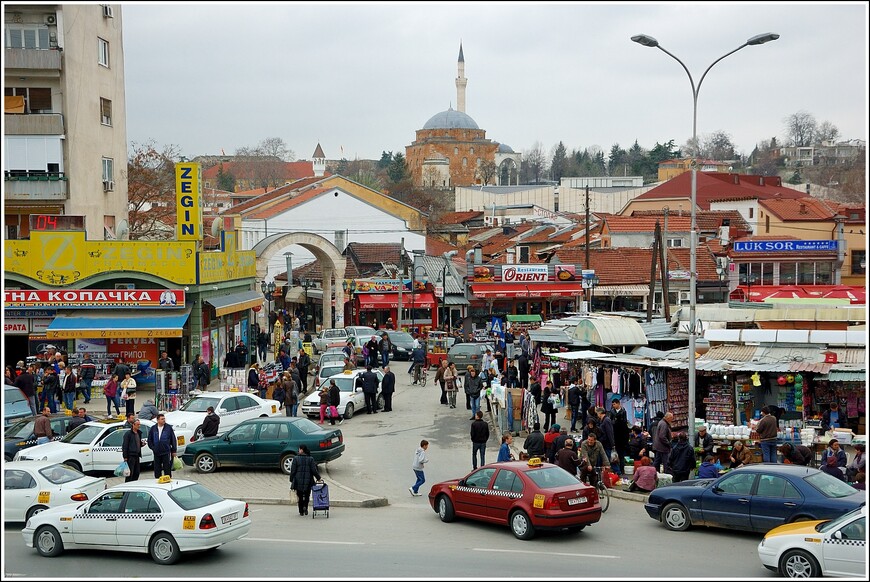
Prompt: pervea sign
<box><xmin>733</xmin><ymin>240</ymin><xmax>838</xmax><ymax>252</ymax></box>
<box><xmin>502</xmin><ymin>265</ymin><xmax>548</xmax><ymax>282</ymax></box>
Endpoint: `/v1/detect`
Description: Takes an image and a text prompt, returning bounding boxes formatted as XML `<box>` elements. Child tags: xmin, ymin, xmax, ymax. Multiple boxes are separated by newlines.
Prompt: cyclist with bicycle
<box><xmin>411</xmin><ymin>344</ymin><xmax>426</xmax><ymax>385</ymax></box>
<box><xmin>579</xmin><ymin>432</ymin><xmax>608</xmax><ymax>487</ymax></box>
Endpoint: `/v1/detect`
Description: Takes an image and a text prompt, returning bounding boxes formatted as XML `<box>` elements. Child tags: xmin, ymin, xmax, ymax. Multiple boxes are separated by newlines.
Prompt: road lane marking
<box><xmin>243</xmin><ymin>537</ymin><xmax>365</xmax><ymax>545</ymax></box>
<box><xmin>474</xmin><ymin>548</ymin><xmax>619</xmax><ymax>559</ymax></box>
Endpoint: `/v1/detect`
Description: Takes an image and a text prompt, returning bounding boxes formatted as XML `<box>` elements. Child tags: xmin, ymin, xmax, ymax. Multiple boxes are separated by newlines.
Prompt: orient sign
<box><xmin>502</xmin><ymin>265</ymin><xmax>548</xmax><ymax>283</ymax></box>
<box><xmin>4</xmin><ymin>289</ymin><xmax>186</xmax><ymax>308</ymax></box>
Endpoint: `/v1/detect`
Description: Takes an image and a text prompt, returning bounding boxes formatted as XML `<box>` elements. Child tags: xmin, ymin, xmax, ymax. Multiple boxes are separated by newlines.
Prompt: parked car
<box><xmin>315</xmin><ymin>361</ymin><xmax>348</xmax><ymax>388</ymax></box>
<box><xmin>446</xmin><ymin>342</ymin><xmax>495</xmax><ymax>372</ymax></box>
<box><xmin>312</xmin><ymin>328</ymin><xmax>349</xmax><ymax>354</ymax></box>
<box><xmin>4</xmin><ymin>385</ymin><xmax>32</xmax><ymax>427</ymax></box>
<box><xmin>181</xmin><ymin>417</ymin><xmax>345</xmax><ymax>474</ymax></box>
<box><xmin>22</xmin><ymin>479</ymin><xmax>251</xmax><ymax>565</ymax></box>
<box><xmin>644</xmin><ymin>464</ymin><xmax>865</xmax><ymax>534</ymax></box>
<box><xmin>164</xmin><ymin>391</ymin><xmax>281</xmax><ymax>442</ymax></box>
<box><xmin>14</xmin><ymin>418</ymin><xmax>193</xmax><ymax>473</ymax></box>
<box><xmin>344</xmin><ymin>325</ymin><xmax>376</xmax><ymax>340</ymax></box>
<box><xmin>428</xmin><ymin>459</ymin><xmax>602</xmax><ymax>540</ymax></box>
<box><xmin>4</xmin><ymin>461</ymin><xmax>107</xmax><ymax>522</ymax></box>
<box><xmin>385</xmin><ymin>330</ymin><xmax>415</xmax><ymax>361</ymax></box>
<box><xmin>300</xmin><ymin>369</ymin><xmax>384</xmax><ymax>420</ymax></box>
<box><xmin>758</xmin><ymin>504</ymin><xmax>866</xmax><ymax>578</ymax></box>
<box><xmin>5</xmin><ymin>413</ymin><xmax>79</xmax><ymax>462</ymax></box>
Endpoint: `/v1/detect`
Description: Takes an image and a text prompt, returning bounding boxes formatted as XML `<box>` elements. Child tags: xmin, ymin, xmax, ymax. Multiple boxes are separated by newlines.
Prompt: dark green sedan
<box><xmin>180</xmin><ymin>417</ymin><xmax>345</xmax><ymax>475</ymax></box>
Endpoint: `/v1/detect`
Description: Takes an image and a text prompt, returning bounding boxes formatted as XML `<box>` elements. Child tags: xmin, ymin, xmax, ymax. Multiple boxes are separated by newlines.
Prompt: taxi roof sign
<box><xmin>157</xmin><ymin>475</ymin><xmax>172</xmax><ymax>484</ymax></box>
<box><xmin>527</xmin><ymin>457</ymin><xmax>543</xmax><ymax>468</ymax></box>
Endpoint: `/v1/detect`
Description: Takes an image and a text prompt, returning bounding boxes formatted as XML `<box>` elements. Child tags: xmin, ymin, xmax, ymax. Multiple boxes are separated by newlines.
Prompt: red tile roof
<box><xmin>346</xmin><ymin>242</ymin><xmax>405</xmax><ymax>267</ymax></box>
<box><xmin>551</xmin><ymin>246</ymin><xmax>720</xmax><ymax>285</ymax></box>
<box><xmin>226</xmin><ymin>176</ymin><xmax>326</xmax><ymax>215</ymax></box>
<box><xmin>635</xmin><ymin>172</ymin><xmax>806</xmax><ymax>209</ymax></box>
<box><xmin>438</xmin><ymin>211</ymin><xmax>484</xmax><ymax>225</ymax></box>
<box><xmin>628</xmin><ymin>209</ymin><xmax>751</xmax><ymax>233</ymax></box>
<box><xmin>426</xmin><ymin>237</ymin><xmax>460</xmax><ymax>257</ymax></box>
<box><xmin>605</xmin><ymin>215</ymin><xmax>694</xmax><ymax>233</ymax></box>
<box><xmin>759</xmin><ymin>196</ymin><xmax>839</xmax><ymax>221</ymax></box>
<box><xmin>244</xmin><ymin>187</ymin><xmax>331</xmax><ymax>220</ymax></box>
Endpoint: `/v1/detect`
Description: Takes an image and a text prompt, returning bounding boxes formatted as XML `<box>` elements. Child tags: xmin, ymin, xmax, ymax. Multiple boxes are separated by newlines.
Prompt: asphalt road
<box><xmin>4</xmin><ymin>498</ymin><xmax>775</xmax><ymax>578</ymax></box>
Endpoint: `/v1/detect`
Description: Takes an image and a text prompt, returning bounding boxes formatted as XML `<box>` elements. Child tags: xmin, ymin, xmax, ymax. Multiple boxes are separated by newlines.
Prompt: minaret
<box><xmin>312</xmin><ymin>143</ymin><xmax>326</xmax><ymax>177</ymax></box>
<box><xmin>455</xmin><ymin>42</ymin><xmax>467</xmax><ymax>113</ymax></box>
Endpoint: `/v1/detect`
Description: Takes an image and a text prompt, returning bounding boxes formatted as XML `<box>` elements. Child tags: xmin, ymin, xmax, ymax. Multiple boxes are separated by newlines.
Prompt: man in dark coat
<box><xmin>470</xmin><ymin>410</ymin><xmax>490</xmax><ymax>469</ymax></box>
<box><xmin>567</xmin><ymin>384</ymin><xmax>582</xmax><ymax>432</ymax></box>
<box><xmin>668</xmin><ymin>432</ymin><xmax>697</xmax><ymax>482</ymax></box>
<box><xmin>524</xmin><ymin>422</ymin><xmax>545</xmax><ymax>459</ymax></box>
<box><xmin>234</xmin><ymin>340</ymin><xmax>249</xmax><ymax>368</ymax></box>
<box><xmin>297</xmin><ymin>349</ymin><xmax>311</xmax><ymax>394</ymax></box>
<box><xmin>609</xmin><ymin>398</ymin><xmax>630</xmax><ymax>473</ymax></box>
<box><xmin>147</xmin><ymin>413</ymin><xmax>178</xmax><ymax>478</ymax></box>
<box><xmin>78</xmin><ymin>353</ymin><xmax>96</xmax><ymax>403</ymax></box>
<box><xmin>121</xmin><ymin>419</ymin><xmax>143</xmax><ymax>482</ymax></box>
<box><xmin>193</xmin><ymin>354</ymin><xmax>210</xmax><ymax>391</ymax></box>
<box><xmin>112</xmin><ymin>358</ymin><xmax>130</xmax><ymax>386</ymax></box>
<box><xmin>596</xmin><ymin>407</ymin><xmax>616</xmax><ymax>466</ymax></box>
<box><xmin>517</xmin><ymin>350</ymin><xmax>530</xmax><ymax>390</ymax></box>
<box><xmin>257</xmin><ymin>331</ymin><xmax>269</xmax><ymax>363</ymax></box>
<box><xmin>652</xmin><ymin>412</ymin><xmax>673</xmax><ymax>473</ymax></box>
<box><xmin>380</xmin><ymin>366</ymin><xmax>395</xmax><ymax>412</ymax></box>
<box><xmin>361</xmin><ymin>365</ymin><xmax>380</xmax><ymax>414</ymax></box>
<box><xmin>157</xmin><ymin>351</ymin><xmax>174</xmax><ymax>373</ymax></box>
<box><xmin>201</xmin><ymin>406</ymin><xmax>221</xmax><ymax>438</ymax></box>
<box><xmin>289</xmin><ymin>444</ymin><xmax>321</xmax><ymax>516</ymax></box>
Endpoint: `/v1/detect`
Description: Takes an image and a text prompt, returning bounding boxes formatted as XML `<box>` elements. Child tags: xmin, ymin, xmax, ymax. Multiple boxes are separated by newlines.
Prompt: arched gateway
<box><xmin>252</xmin><ymin>232</ymin><xmax>346</xmax><ymax>330</ymax></box>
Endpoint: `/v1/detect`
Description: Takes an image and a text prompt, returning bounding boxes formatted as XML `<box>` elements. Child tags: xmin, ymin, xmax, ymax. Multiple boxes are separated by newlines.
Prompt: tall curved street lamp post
<box><xmin>261</xmin><ymin>280</ymin><xmax>276</xmax><ymax>335</ymax></box>
<box><xmin>631</xmin><ymin>32</ymin><xmax>779</xmax><ymax>442</ymax></box>
<box><xmin>342</xmin><ymin>280</ymin><xmax>357</xmax><ymax>326</ymax></box>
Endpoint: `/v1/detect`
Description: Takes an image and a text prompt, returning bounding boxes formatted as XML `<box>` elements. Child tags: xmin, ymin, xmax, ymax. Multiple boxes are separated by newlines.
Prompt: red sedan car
<box><xmin>427</xmin><ymin>459</ymin><xmax>602</xmax><ymax>539</ymax></box>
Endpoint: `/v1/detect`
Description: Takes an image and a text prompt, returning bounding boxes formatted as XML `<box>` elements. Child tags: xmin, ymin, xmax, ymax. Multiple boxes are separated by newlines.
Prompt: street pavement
<box><xmin>73</xmin><ymin>363</ymin><xmax>649</xmax><ymax>508</ymax></box>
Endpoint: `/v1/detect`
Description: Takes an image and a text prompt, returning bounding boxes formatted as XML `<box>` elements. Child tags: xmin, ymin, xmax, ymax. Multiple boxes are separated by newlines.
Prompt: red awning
<box><xmin>357</xmin><ymin>292</ymin><xmax>436</xmax><ymax>309</ymax></box>
<box><xmin>471</xmin><ymin>283</ymin><xmax>583</xmax><ymax>299</ymax></box>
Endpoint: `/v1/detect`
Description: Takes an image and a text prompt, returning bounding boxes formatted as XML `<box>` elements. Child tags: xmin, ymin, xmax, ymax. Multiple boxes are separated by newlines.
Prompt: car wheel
<box><xmin>510</xmin><ymin>509</ymin><xmax>536</xmax><ymax>540</ymax></box>
<box><xmin>344</xmin><ymin>403</ymin><xmax>355</xmax><ymax>419</ymax></box>
<box><xmin>281</xmin><ymin>453</ymin><xmax>296</xmax><ymax>475</ymax></box>
<box><xmin>437</xmin><ymin>495</ymin><xmax>455</xmax><ymax>523</ymax></box>
<box><xmin>26</xmin><ymin>505</ymin><xmax>49</xmax><ymax>522</ymax></box>
<box><xmin>779</xmin><ymin>549</ymin><xmax>821</xmax><ymax>578</ymax></box>
<box><xmin>377</xmin><ymin>394</ymin><xmax>385</xmax><ymax>410</ymax></box>
<box><xmin>193</xmin><ymin>425</ymin><xmax>204</xmax><ymax>441</ymax></box>
<box><xmin>64</xmin><ymin>460</ymin><xmax>82</xmax><ymax>473</ymax></box>
<box><xmin>661</xmin><ymin>502</ymin><xmax>691</xmax><ymax>531</ymax></box>
<box><xmin>149</xmin><ymin>532</ymin><xmax>181</xmax><ymax>565</ymax></box>
<box><xmin>194</xmin><ymin>452</ymin><xmax>217</xmax><ymax>474</ymax></box>
<box><xmin>35</xmin><ymin>525</ymin><xmax>64</xmax><ymax>557</ymax></box>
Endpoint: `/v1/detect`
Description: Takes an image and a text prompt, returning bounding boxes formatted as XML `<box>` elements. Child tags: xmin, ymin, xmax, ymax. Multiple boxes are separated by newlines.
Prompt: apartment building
<box><xmin>4</xmin><ymin>3</ymin><xmax>128</xmax><ymax>241</ymax></box>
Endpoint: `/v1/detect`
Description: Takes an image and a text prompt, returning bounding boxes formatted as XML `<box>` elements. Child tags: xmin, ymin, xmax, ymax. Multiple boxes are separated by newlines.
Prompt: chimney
<box><xmin>799</xmin><ymin>203</ymin><xmax>807</xmax><ymax>215</ymax></box>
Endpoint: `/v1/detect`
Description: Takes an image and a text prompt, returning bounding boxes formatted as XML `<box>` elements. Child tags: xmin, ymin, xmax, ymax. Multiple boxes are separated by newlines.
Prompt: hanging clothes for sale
<box><xmin>584</xmin><ymin>366</ymin><xmax>594</xmax><ymax>389</ymax></box>
<box><xmin>628</xmin><ymin>370</ymin><xmax>642</xmax><ymax>398</ymax></box>
<box><xmin>612</xmin><ymin>369</ymin><xmax>622</xmax><ymax>393</ymax></box>
<box><xmin>603</xmin><ymin>368</ymin><xmax>612</xmax><ymax>392</ymax></box>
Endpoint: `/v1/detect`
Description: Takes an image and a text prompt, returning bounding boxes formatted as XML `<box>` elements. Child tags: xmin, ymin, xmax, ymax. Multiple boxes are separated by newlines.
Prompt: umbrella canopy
<box><xmin>821</xmin><ymin>285</ymin><xmax>866</xmax><ymax>304</ymax></box>
<box><xmin>761</xmin><ymin>285</ymin><xmax>813</xmax><ymax>301</ymax></box>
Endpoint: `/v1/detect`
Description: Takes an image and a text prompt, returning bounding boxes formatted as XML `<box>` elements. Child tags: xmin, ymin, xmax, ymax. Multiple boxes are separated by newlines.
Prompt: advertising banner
<box><xmin>4</xmin><ymin>289</ymin><xmax>185</xmax><ymax>309</ymax></box>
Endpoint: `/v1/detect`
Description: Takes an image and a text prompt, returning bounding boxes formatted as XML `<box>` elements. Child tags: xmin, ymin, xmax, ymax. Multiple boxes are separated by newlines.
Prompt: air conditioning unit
<box><xmin>44</xmin><ymin>14</ymin><xmax>57</xmax><ymax>25</ymax></box>
<box><xmin>102</xmin><ymin>4</ymin><xmax>114</xmax><ymax>18</ymax></box>
<box><xmin>114</xmin><ymin>283</ymin><xmax>135</xmax><ymax>290</ymax></box>
<box><xmin>678</xmin><ymin>290</ymin><xmax>691</xmax><ymax>305</ymax></box>
<box><xmin>103</xmin><ymin>180</ymin><xmax>114</xmax><ymax>192</ymax></box>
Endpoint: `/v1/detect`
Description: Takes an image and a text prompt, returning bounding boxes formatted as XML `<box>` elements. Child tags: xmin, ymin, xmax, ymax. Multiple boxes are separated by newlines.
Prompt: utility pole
<box><xmin>585</xmin><ymin>185</ymin><xmax>590</xmax><ymax>269</ymax></box>
<box><xmin>397</xmin><ymin>237</ymin><xmax>405</xmax><ymax>331</ymax></box>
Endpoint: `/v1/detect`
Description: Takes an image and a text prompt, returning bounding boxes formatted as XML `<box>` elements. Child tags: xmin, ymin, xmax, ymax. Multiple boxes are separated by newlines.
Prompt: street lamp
<box><xmin>632</xmin><ymin>31</ymin><xmax>778</xmax><ymax>442</ymax></box>
<box><xmin>342</xmin><ymin>279</ymin><xmax>357</xmax><ymax>326</ymax></box>
<box><xmin>582</xmin><ymin>275</ymin><xmax>600</xmax><ymax>313</ymax></box>
<box><xmin>260</xmin><ymin>280</ymin><xmax>276</xmax><ymax>329</ymax></box>
<box><xmin>300</xmin><ymin>277</ymin><xmax>313</xmax><ymax>330</ymax></box>
<box><xmin>716</xmin><ymin>264</ymin><xmax>728</xmax><ymax>302</ymax></box>
<box><xmin>411</xmin><ymin>265</ymin><xmax>427</xmax><ymax>335</ymax></box>
<box><xmin>441</xmin><ymin>251</ymin><xmax>458</xmax><ymax>330</ymax></box>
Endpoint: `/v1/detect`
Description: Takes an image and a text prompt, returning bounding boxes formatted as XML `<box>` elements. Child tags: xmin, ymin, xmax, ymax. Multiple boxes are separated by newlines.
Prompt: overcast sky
<box><xmin>123</xmin><ymin>2</ymin><xmax>868</xmax><ymax>164</ymax></box>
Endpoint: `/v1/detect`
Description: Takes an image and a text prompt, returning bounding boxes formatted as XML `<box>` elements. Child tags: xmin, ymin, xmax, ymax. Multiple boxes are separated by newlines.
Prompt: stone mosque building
<box><xmin>406</xmin><ymin>44</ymin><xmax>522</xmax><ymax>189</ymax></box>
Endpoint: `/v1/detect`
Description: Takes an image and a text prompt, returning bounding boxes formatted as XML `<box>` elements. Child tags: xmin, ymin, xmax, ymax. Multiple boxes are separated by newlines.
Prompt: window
<box><xmin>838</xmin><ymin>518</ymin><xmax>866</xmax><ymax>540</ymax></box>
<box><xmin>851</xmin><ymin>250</ymin><xmax>866</xmax><ymax>275</ymax></box>
<box><xmin>4</xmin><ymin>469</ymin><xmax>36</xmax><ymax>490</ymax></box>
<box><xmin>716</xmin><ymin>472</ymin><xmax>756</xmax><ymax>495</ymax></box>
<box><xmin>123</xmin><ymin>491</ymin><xmax>161</xmax><ymax>514</ymax></box>
<box><xmin>228</xmin><ymin>423</ymin><xmax>257</xmax><ymax>442</ymax></box>
<box><xmin>98</xmin><ymin>37</ymin><xmax>109</xmax><ymax>67</ymax></box>
<box><xmin>465</xmin><ymin>467</ymin><xmax>496</xmax><ymax>488</ymax></box>
<box><xmin>667</xmin><ymin>238</ymin><xmax>684</xmax><ymax>248</ymax></box>
<box><xmin>4</xmin><ymin>87</ymin><xmax>52</xmax><ymax>113</ymax></box>
<box><xmin>765</xmin><ymin>215</ymin><xmax>770</xmax><ymax>233</ymax></box>
<box><xmin>102</xmin><ymin>158</ymin><xmax>114</xmax><ymax>182</ymax></box>
<box><xmin>462</xmin><ymin>157</ymin><xmax>468</xmax><ymax>168</ymax></box>
<box><xmin>221</xmin><ymin>397</ymin><xmax>240</xmax><ymax>412</ymax></box>
<box><xmin>258</xmin><ymin>423</ymin><xmax>289</xmax><ymax>441</ymax></box>
<box><xmin>100</xmin><ymin>427</ymin><xmax>125</xmax><ymax>447</ymax></box>
<box><xmin>755</xmin><ymin>474</ymin><xmax>800</xmax><ymax>498</ymax></box>
<box><xmin>6</xmin><ymin>27</ymin><xmax>51</xmax><ymax>49</ymax></box>
<box><xmin>100</xmin><ymin>98</ymin><xmax>112</xmax><ymax>126</ymax></box>
<box><xmin>236</xmin><ymin>395</ymin><xmax>257</xmax><ymax>410</ymax></box>
<box><xmin>493</xmin><ymin>469</ymin><xmax>523</xmax><ymax>493</ymax></box>
<box><xmin>748</xmin><ymin>207</ymin><xmax>754</xmax><ymax>219</ymax></box>
<box><xmin>88</xmin><ymin>491</ymin><xmax>125</xmax><ymax>514</ymax></box>
<box><xmin>454</xmin><ymin>147</ymin><xmax>459</xmax><ymax>155</ymax></box>
<box><xmin>470</xmin><ymin>147</ymin><xmax>474</xmax><ymax>155</ymax></box>
<box><xmin>518</xmin><ymin>246</ymin><xmax>530</xmax><ymax>264</ymax></box>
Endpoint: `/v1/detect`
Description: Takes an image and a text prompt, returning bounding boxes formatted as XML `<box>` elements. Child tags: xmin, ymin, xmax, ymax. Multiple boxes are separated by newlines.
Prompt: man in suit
<box><xmin>147</xmin><ymin>413</ymin><xmax>178</xmax><ymax>478</ymax></box>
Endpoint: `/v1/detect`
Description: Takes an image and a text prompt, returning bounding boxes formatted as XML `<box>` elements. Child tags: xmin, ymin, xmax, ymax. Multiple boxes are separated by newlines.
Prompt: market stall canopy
<box><xmin>821</xmin><ymin>285</ymin><xmax>866</xmax><ymax>304</ymax></box>
<box><xmin>571</xmin><ymin>316</ymin><xmax>648</xmax><ymax>347</ymax></box>
<box><xmin>471</xmin><ymin>282</ymin><xmax>582</xmax><ymax>298</ymax></box>
<box><xmin>45</xmin><ymin>306</ymin><xmax>191</xmax><ymax>339</ymax></box>
<box><xmin>358</xmin><ymin>291</ymin><xmax>436</xmax><ymax>309</ymax></box>
<box><xmin>204</xmin><ymin>290</ymin><xmax>263</xmax><ymax>317</ymax></box>
<box><xmin>506</xmin><ymin>314</ymin><xmax>542</xmax><ymax>323</ymax></box>
<box><xmin>761</xmin><ymin>285</ymin><xmax>813</xmax><ymax>301</ymax></box>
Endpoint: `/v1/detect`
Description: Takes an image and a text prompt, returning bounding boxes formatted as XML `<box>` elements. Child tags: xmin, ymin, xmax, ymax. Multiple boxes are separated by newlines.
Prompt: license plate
<box><xmin>330</xmin><ymin>437</ymin><xmax>339</xmax><ymax>444</ymax></box>
<box><xmin>221</xmin><ymin>512</ymin><xmax>238</xmax><ymax>524</ymax></box>
<box><xmin>567</xmin><ymin>497</ymin><xmax>587</xmax><ymax>506</ymax></box>
<box><xmin>177</xmin><ymin>436</ymin><xmax>185</xmax><ymax>445</ymax></box>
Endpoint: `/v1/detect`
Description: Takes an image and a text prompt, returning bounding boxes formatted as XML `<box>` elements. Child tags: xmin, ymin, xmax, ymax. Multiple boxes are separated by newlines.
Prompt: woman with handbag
<box><xmin>444</xmin><ymin>362</ymin><xmax>458</xmax><ymax>409</ymax></box>
<box><xmin>120</xmin><ymin>371</ymin><xmax>137</xmax><ymax>415</ymax></box>
<box><xmin>104</xmin><ymin>373</ymin><xmax>121</xmax><ymax>416</ymax></box>
<box><xmin>289</xmin><ymin>444</ymin><xmax>321</xmax><ymax>516</ymax></box>
<box><xmin>317</xmin><ymin>383</ymin><xmax>329</xmax><ymax>424</ymax></box>
<box><xmin>540</xmin><ymin>381</ymin><xmax>558</xmax><ymax>431</ymax></box>
<box><xmin>328</xmin><ymin>379</ymin><xmax>342</xmax><ymax>425</ymax></box>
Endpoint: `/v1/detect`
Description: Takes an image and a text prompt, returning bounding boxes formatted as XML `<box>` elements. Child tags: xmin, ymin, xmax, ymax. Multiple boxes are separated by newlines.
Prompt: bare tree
<box><xmin>701</xmin><ymin>130</ymin><xmax>737</xmax><ymax>160</ymax></box>
<box><xmin>783</xmin><ymin>110</ymin><xmax>817</xmax><ymax>147</ymax></box>
<box><xmin>524</xmin><ymin>141</ymin><xmax>548</xmax><ymax>184</ymax></box>
<box><xmin>816</xmin><ymin>121</ymin><xmax>840</xmax><ymax>144</ymax></box>
<box><xmin>258</xmin><ymin>137</ymin><xmax>295</xmax><ymax>161</ymax></box>
<box><xmin>125</xmin><ymin>141</ymin><xmax>182</xmax><ymax>240</ymax></box>
<box><xmin>475</xmin><ymin>159</ymin><xmax>498</xmax><ymax>185</ymax></box>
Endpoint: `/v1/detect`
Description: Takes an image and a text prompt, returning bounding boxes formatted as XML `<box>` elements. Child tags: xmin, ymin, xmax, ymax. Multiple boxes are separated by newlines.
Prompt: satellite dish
<box><xmin>211</xmin><ymin>216</ymin><xmax>223</xmax><ymax>239</ymax></box>
<box><xmin>116</xmin><ymin>219</ymin><xmax>129</xmax><ymax>240</ymax></box>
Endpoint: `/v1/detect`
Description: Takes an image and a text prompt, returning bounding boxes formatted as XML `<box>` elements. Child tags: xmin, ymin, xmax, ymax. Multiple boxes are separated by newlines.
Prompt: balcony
<box><xmin>4</xmin><ymin>171</ymin><xmax>68</xmax><ymax>202</ymax></box>
<box><xmin>4</xmin><ymin>113</ymin><xmax>63</xmax><ymax>135</ymax></box>
<box><xmin>4</xmin><ymin>47</ymin><xmax>62</xmax><ymax>73</ymax></box>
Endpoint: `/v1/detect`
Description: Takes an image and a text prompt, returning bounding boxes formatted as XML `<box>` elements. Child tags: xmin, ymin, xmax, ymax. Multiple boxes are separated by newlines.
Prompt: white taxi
<box><xmin>164</xmin><ymin>391</ymin><xmax>281</xmax><ymax>442</ymax></box>
<box><xmin>300</xmin><ymin>369</ymin><xmax>384</xmax><ymax>420</ymax></box>
<box><xmin>4</xmin><ymin>461</ymin><xmax>107</xmax><ymax>522</ymax></box>
<box><xmin>14</xmin><ymin>418</ymin><xmax>193</xmax><ymax>473</ymax></box>
<box><xmin>23</xmin><ymin>477</ymin><xmax>251</xmax><ymax>565</ymax></box>
<box><xmin>758</xmin><ymin>504</ymin><xmax>866</xmax><ymax>577</ymax></box>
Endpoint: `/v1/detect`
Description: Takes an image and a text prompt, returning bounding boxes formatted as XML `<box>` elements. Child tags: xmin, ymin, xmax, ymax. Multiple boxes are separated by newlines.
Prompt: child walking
<box><xmin>409</xmin><ymin>439</ymin><xmax>430</xmax><ymax>497</ymax></box>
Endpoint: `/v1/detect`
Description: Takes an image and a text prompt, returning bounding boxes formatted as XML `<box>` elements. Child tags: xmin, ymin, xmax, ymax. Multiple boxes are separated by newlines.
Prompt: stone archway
<box><xmin>253</xmin><ymin>232</ymin><xmax>346</xmax><ymax>330</ymax></box>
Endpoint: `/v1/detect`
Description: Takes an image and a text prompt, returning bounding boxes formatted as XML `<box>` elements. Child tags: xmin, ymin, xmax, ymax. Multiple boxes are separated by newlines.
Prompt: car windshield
<box><xmin>5</xmin><ymin>387</ymin><xmax>28</xmax><ymax>405</ymax></box>
<box><xmin>805</xmin><ymin>472</ymin><xmax>863</xmax><ymax>498</ymax></box>
<box><xmin>817</xmin><ymin>507</ymin><xmax>864</xmax><ymax>533</ymax></box>
<box><xmin>319</xmin><ymin>365</ymin><xmax>344</xmax><ymax>377</ymax></box>
<box><xmin>320</xmin><ymin>354</ymin><xmax>345</xmax><ymax>365</ymax></box>
<box><xmin>293</xmin><ymin>418</ymin><xmax>326</xmax><ymax>434</ymax></box>
<box><xmin>388</xmin><ymin>332</ymin><xmax>414</xmax><ymax>343</ymax></box>
<box><xmin>168</xmin><ymin>483</ymin><xmax>225</xmax><ymax>510</ymax></box>
<box><xmin>40</xmin><ymin>463</ymin><xmax>86</xmax><ymax>484</ymax></box>
<box><xmin>322</xmin><ymin>377</ymin><xmax>355</xmax><ymax>393</ymax></box>
<box><xmin>61</xmin><ymin>424</ymin><xmax>105</xmax><ymax>444</ymax></box>
<box><xmin>524</xmin><ymin>466</ymin><xmax>585</xmax><ymax>489</ymax></box>
<box><xmin>5</xmin><ymin>418</ymin><xmax>36</xmax><ymax>438</ymax></box>
<box><xmin>179</xmin><ymin>396</ymin><xmax>221</xmax><ymax>413</ymax></box>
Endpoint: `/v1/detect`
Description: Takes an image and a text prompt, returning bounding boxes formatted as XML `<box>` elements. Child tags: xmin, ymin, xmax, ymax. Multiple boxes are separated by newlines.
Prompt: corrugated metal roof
<box><xmin>528</xmin><ymin>328</ymin><xmax>574</xmax><ymax>344</ymax></box>
<box><xmin>702</xmin><ymin>345</ymin><xmax>757</xmax><ymax>361</ymax></box>
<box><xmin>571</xmin><ymin>317</ymin><xmax>649</xmax><ymax>347</ymax></box>
<box><xmin>816</xmin><ymin>370</ymin><xmax>866</xmax><ymax>381</ymax></box>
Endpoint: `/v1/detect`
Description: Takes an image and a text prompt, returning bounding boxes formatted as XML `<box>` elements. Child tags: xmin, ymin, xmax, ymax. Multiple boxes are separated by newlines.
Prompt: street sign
<box><xmin>434</xmin><ymin>285</ymin><xmax>443</xmax><ymax>299</ymax></box>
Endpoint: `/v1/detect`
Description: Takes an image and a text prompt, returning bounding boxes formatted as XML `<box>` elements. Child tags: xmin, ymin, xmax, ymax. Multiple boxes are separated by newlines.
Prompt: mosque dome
<box><xmin>422</xmin><ymin>107</ymin><xmax>479</xmax><ymax>130</ymax></box>
<box><xmin>496</xmin><ymin>143</ymin><xmax>515</xmax><ymax>154</ymax></box>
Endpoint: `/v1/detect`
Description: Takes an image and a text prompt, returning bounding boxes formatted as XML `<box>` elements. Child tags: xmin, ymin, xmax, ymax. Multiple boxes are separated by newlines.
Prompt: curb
<box><xmin>230</xmin><ymin>497</ymin><xmax>389</xmax><ymax>508</ymax></box>
<box><xmin>608</xmin><ymin>488</ymin><xmax>649</xmax><ymax>503</ymax></box>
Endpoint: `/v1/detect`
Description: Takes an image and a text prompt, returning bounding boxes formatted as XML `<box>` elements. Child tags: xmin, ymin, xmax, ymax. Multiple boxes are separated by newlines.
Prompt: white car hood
<box><xmin>163</xmin><ymin>410</ymin><xmax>205</xmax><ymax>429</ymax></box>
<box><xmin>17</xmin><ymin>441</ymin><xmax>83</xmax><ymax>460</ymax></box>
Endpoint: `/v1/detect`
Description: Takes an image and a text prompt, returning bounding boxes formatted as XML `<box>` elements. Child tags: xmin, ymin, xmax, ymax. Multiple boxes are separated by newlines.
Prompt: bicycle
<box><xmin>409</xmin><ymin>363</ymin><xmax>427</xmax><ymax>387</ymax></box>
<box><xmin>593</xmin><ymin>466</ymin><xmax>611</xmax><ymax>513</ymax></box>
